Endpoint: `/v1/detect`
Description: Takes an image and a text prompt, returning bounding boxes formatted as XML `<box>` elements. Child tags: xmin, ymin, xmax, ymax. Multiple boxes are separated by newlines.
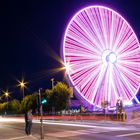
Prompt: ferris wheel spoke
<box><xmin>85</xmin><ymin>9</ymin><xmax>106</xmax><ymax>51</ymax></box>
<box><xmin>91</xmin><ymin>63</ymin><xmax>108</xmax><ymax>103</ymax></box>
<box><xmin>99</xmin><ymin>8</ymin><xmax>113</xmax><ymax>50</ymax></box>
<box><xmin>71</xmin><ymin>63</ymin><xmax>101</xmax><ymax>88</ymax></box>
<box><xmin>120</xmin><ymin>73</ymin><xmax>138</xmax><ymax>100</ymax></box>
<box><xmin>81</xmin><ymin>70</ymin><xmax>100</xmax><ymax>100</ymax></box>
<box><xmin>112</xmin><ymin>20</ymin><xmax>125</xmax><ymax>52</ymax></box>
<box><xmin>107</xmin><ymin>65</ymin><xmax>113</xmax><ymax>102</ymax></box>
<box><xmin>113</xmin><ymin>23</ymin><xmax>128</xmax><ymax>51</ymax></box>
<box><xmin>118</xmin><ymin>61</ymin><xmax>140</xmax><ymax>77</ymax></box>
<box><xmin>117</xmin><ymin>61</ymin><xmax>140</xmax><ymax>80</ymax></box>
<box><xmin>109</xmin><ymin>12</ymin><xmax>115</xmax><ymax>51</ymax></box>
<box><xmin>89</xmin><ymin>8</ymin><xmax>107</xmax><ymax>50</ymax></box>
<box><xmin>72</xmin><ymin>18</ymin><xmax>103</xmax><ymax>53</ymax></box>
<box><xmin>118</xmin><ymin>45</ymin><xmax>139</xmax><ymax>59</ymax></box>
<box><xmin>70</xmin><ymin>60</ymin><xmax>101</xmax><ymax>75</ymax></box>
<box><xmin>94</xmin><ymin>65</ymin><xmax>110</xmax><ymax>105</ymax></box>
<box><xmin>67</xmin><ymin>32</ymin><xmax>101</xmax><ymax>55</ymax></box>
<box><xmin>110</xmin><ymin>71</ymin><xmax>120</xmax><ymax>100</ymax></box>
<box><xmin>71</xmin><ymin>65</ymin><xmax>98</xmax><ymax>84</ymax></box>
<box><xmin>66</xmin><ymin>37</ymin><xmax>101</xmax><ymax>55</ymax></box>
<box><xmin>97</xmin><ymin>8</ymin><xmax>108</xmax><ymax>50</ymax></box>
<box><xmin>116</xmin><ymin>64</ymin><xmax>140</xmax><ymax>89</ymax></box>
<box><xmin>114</xmin><ymin>64</ymin><xmax>139</xmax><ymax>99</ymax></box>
<box><xmin>75</xmin><ymin>11</ymin><xmax>104</xmax><ymax>52</ymax></box>
<box><xmin>116</xmin><ymin>34</ymin><xmax>137</xmax><ymax>55</ymax></box>
<box><xmin>69</xmin><ymin>26</ymin><xmax>95</xmax><ymax>49</ymax></box>
<box><xmin>65</xmin><ymin>52</ymin><xmax>101</xmax><ymax>60</ymax></box>
<box><xmin>113</xmin><ymin>65</ymin><xmax>131</xmax><ymax>100</ymax></box>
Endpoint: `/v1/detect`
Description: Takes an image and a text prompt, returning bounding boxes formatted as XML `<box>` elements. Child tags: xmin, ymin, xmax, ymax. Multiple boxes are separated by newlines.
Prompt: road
<box><xmin>0</xmin><ymin>118</ymin><xmax>140</xmax><ymax>140</ymax></box>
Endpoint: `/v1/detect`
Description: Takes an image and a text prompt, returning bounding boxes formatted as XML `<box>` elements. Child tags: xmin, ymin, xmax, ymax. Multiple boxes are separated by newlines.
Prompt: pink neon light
<box><xmin>63</xmin><ymin>5</ymin><xmax>140</xmax><ymax>107</ymax></box>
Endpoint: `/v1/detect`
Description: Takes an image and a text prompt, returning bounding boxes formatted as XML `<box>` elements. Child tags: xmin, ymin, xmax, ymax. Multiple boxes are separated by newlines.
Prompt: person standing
<box><xmin>25</xmin><ymin>109</ymin><xmax>33</xmax><ymax>136</ymax></box>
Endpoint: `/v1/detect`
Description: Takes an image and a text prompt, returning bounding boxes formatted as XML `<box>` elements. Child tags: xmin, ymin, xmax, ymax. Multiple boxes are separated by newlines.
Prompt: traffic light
<box><xmin>41</xmin><ymin>98</ymin><xmax>47</xmax><ymax>104</ymax></box>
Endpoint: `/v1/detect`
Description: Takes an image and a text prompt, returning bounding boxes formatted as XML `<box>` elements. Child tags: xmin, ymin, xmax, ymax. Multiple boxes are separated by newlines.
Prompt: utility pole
<box><xmin>39</xmin><ymin>88</ymin><xmax>44</xmax><ymax>139</ymax></box>
<box><xmin>51</xmin><ymin>78</ymin><xmax>54</xmax><ymax>89</ymax></box>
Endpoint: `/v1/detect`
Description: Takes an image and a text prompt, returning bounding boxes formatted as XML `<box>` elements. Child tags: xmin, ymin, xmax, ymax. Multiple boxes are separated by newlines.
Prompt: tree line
<box><xmin>0</xmin><ymin>82</ymin><xmax>72</xmax><ymax>115</ymax></box>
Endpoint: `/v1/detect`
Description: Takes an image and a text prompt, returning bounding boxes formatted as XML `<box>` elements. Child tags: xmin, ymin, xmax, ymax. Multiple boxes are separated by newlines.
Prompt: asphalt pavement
<box><xmin>0</xmin><ymin>117</ymin><xmax>140</xmax><ymax>140</ymax></box>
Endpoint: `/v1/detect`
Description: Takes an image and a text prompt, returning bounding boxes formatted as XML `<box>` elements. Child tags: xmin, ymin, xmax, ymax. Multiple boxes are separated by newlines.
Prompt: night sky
<box><xmin>0</xmin><ymin>0</ymin><xmax>140</xmax><ymax>99</ymax></box>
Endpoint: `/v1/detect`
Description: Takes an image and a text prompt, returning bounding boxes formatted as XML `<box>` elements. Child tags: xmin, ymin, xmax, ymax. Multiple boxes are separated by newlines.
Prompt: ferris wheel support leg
<box><xmin>134</xmin><ymin>96</ymin><xmax>140</xmax><ymax>104</ymax></box>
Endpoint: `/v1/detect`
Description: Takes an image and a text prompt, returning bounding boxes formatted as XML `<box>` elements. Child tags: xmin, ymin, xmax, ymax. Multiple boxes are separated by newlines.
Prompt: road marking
<box><xmin>46</xmin><ymin>128</ymin><xmax>113</xmax><ymax>138</ymax></box>
<box><xmin>46</xmin><ymin>131</ymin><xmax>82</xmax><ymax>137</ymax></box>
<box><xmin>2</xmin><ymin>136</ymin><xmax>28</xmax><ymax>140</ymax></box>
<box><xmin>116</xmin><ymin>132</ymin><xmax>140</xmax><ymax>137</ymax></box>
<box><xmin>1</xmin><ymin>135</ymin><xmax>38</xmax><ymax>140</ymax></box>
<box><xmin>79</xmin><ymin>128</ymin><xmax>112</xmax><ymax>133</ymax></box>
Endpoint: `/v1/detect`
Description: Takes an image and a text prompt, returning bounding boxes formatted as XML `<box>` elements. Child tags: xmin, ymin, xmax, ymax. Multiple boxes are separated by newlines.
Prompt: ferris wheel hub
<box><xmin>102</xmin><ymin>50</ymin><xmax>117</xmax><ymax>64</ymax></box>
<box><xmin>108</xmin><ymin>52</ymin><xmax>117</xmax><ymax>63</ymax></box>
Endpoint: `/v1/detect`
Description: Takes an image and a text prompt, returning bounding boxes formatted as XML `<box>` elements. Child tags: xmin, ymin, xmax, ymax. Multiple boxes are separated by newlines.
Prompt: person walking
<box><xmin>25</xmin><ymin>108</ymin><xmax>33</xmax><ymax>136</ymax></box>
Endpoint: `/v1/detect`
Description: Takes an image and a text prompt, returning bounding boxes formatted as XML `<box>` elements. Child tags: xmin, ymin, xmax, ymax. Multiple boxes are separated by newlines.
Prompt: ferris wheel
<box><xmin>62</xmin><ymin>5</ymin><xmax>140</xmax><ymax>107</ymax></box>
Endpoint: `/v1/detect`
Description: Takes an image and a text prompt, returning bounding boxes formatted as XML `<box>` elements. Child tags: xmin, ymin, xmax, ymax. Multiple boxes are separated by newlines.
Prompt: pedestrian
<box><xmin>25</xmin><ymin>108</ymin><xmax>33</xmax><ymax>136</ymax></box>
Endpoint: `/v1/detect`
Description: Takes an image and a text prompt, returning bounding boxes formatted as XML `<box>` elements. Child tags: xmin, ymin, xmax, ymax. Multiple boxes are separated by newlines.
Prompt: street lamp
<box><xmin>3</xmin><ymin>90</ymin><xmax>10</xmax><ymax>115</ymax></box>
<box><xmin>51</xmin><ymin>78</ymin><xmax>54</xmax><ymax>89</ymax></box>
<box><xmin>4</xmin><ymin>91</ymin><xmax>9</xmax><ymax>102</ymax></box>
<box><xmin>39</xmin><ymin>88</ymin><xmax>44</xmax><ymax>139</ymax></box>
<box><xmin>0</xmin><ymin>96</ymin><xmax>2</xmax><ymax>102</ymax></box>
<box><xmin>18</xmin><ymin>80</ymin><xmax>26</xmax><ymax>98</ymax></box>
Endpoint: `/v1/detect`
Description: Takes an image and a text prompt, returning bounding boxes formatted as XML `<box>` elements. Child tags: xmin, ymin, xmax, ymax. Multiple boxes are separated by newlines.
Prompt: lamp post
<box><xmin>4</xmin><ymin>91</ymin><xmax>9</xmax><ymax>102</ymax></box>
<box><xmin>51</xmin><ymin>78</ymin><xmax>54</xmax><ymax>89</ymax></box>
<box><xmin>0</xmin><ymin>96</ymin><xmax>2</xmax><ymax>103</ymax></box>
<box><xmin>39</xmin><ymin>88</ymin><xmax>44</xmax><ymax>139</ymax></box>
<box><xmin>18</xmin><ymin>80</ymin><xmax>26</xmax><ymax>98</ymax></box>
<box><xmin>4</xmin><ymin>90</ymin><xmax>9</xmax><ymax>115</ymax></box>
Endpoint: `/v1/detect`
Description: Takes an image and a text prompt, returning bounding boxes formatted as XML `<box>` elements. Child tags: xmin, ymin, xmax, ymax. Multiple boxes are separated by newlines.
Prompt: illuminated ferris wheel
<box><xmin>62</xmin><ymin>6</ymin><xmax>140</xmax><ymax>107</ymax></box>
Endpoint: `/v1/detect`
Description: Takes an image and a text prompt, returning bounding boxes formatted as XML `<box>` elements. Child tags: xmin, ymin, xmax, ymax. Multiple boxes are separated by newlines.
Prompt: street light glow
<box><xmin>17</xmin><ymin>79</ymin><xmax>27</xmax><ymax>98</ymax></box>
<box><xmin>5</xmin><ymin>92</ymin><xmax>9</xmax><ymax>96</ymax></box>
<box><xmin>65</xmin><ymin>62</ymin><xmax>71</xmax><ymax>74</ymax></box>
<box><xmin>4</xmin><ymin>91</ymin><xmax>9</xmax><ymax>97</ymax></box>
<box><xmin>17</xmin><ymin>79</ymin><xmax>27</xmax><ymax>90</ymax></box>
<box><xmin>3</xmin><ymin>90</ymin><xmax>10</xmax><ymax>102</ymax></box>
<box><xmin>20</xmin><ymin>81</ymin><xmax>25</xmax><ymax>87</ymax></box>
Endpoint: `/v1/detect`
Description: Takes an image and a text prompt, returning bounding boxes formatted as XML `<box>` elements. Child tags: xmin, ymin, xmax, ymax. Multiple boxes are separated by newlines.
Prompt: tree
<box><xmin>42</xmin><ymin>89</ymin><xmax>52</xmax><ymax>113</ymax></box>
<box><xmin>49</xmin><ymin>82</ymin><xmax>71</xmax><ymax>112</ymax></box>
<box><xmin>0</xmin><ymin>103</ymin><xmax>5</xmax><ymax>114</ymax></box>
<box><xmin>21</xmin><ymin>93</ymin><xmax>38</xmax><ymax>112</ymax></box>
<box><xmin>20</xmin><ymin>82</ymin><xmax>71</xmax><ymax>114</ymax></box>
<box><xmin>9</xmin><ymin>100</ymin><xmax>21</xmax><ymax>114</ymax></box>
